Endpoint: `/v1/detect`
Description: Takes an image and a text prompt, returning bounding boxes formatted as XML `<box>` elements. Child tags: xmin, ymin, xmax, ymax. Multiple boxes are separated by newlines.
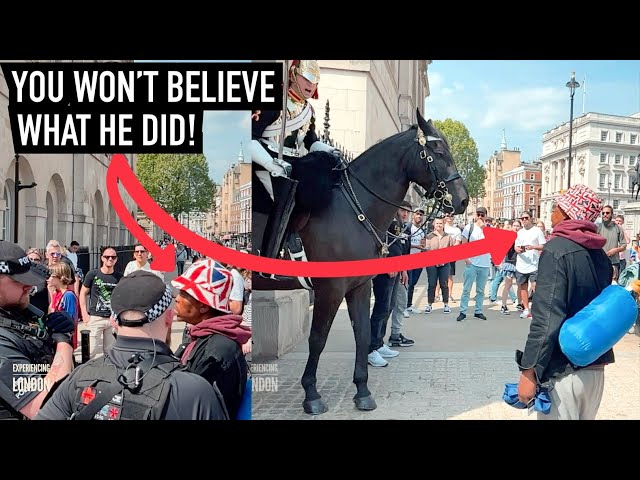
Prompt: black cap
<box><xmin>0</xmin><ymin>241</ymin><xmax>50</xmax><ymax>286</ymax></box>
<box><xmin>110</xmin><ymin>270</ymin><xmax>173</xmax><ymax>326</ymax></box>
<box><xmin>476</xmin><ymin>206</ymin><xmax>488</xmax><ymax>215</ymax></box>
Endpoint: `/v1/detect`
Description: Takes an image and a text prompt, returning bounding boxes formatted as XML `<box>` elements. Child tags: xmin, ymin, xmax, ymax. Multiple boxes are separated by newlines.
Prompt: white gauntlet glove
<box><xmin>310</xmin><ymin>140</ymin><xmax>342</xmax><ymax>159</ymax></box>
<box><xmin>248</xmin><ymin>140</ymin><xmax>292</xmax><ymax>177</ymax></box>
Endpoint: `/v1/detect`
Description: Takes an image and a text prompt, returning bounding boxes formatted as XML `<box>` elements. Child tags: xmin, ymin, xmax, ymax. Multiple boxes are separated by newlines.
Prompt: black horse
<box><xmin>253</xmin><ymin>109</ymin><xmax>469</xmax><ymax>414</ymax></box>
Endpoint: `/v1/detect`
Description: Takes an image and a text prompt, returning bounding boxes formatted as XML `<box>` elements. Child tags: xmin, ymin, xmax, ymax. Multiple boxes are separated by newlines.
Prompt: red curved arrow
<box><xmin>106</xmin><ymin>153</ymin><xmax>516</xmax><ymax>277</ymax></box>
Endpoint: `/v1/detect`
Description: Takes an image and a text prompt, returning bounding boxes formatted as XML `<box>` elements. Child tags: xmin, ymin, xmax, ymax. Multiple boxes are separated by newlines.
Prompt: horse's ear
<box><xmin>416</xmin><ymin>108</ymin><xmax>429</xmax><ymax>132</ymax></box>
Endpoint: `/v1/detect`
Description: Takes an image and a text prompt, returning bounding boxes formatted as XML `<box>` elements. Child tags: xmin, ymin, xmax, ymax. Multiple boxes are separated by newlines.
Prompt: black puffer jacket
<box><xmin>518</xmin><ymin>236</ymin><xmax>614</xmax><ymax>383</ymax></box>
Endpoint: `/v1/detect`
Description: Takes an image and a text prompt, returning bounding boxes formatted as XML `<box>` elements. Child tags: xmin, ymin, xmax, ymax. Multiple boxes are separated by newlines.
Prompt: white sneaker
<box><xmin>368</xmin><ymin>350</ymin><xmax>389</xmax><ymax>367</ymax></box>
<box><xmin>629</xmin><ymin>325</ymin><xmax>636</xmax><ymax>334</ymax></box>
<box><xmin>424</xmin><ymin>305</ymin><xmax>432</xmax><ymax>314</ymax></box>
<box><xmin>402</xmin><ymin>309</ymin><xmax>410</xmax><ymax>318</ymax></box>
<box><xmin>520</xmin><ymin>309</ymin><xmax>531</xmax><ymax>319</ymax></box>
<box><xmin>377</xmin><ymin>344</ymin><xmax>399</xmax><ymax>358</ymax></box>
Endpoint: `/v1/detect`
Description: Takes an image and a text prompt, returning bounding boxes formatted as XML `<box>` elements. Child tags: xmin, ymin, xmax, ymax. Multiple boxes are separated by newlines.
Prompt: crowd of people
<box><xmin>367</xmin><ymin>185</ymin><xmax>636</xmax><ymax>419</ymax></box>
<box><xmin>0</xmin><ymin>237</ymin><xmax>252</xmax><ymax>421</ymax></box>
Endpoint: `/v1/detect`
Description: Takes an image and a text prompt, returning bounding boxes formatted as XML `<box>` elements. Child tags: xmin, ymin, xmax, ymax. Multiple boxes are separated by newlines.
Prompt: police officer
<box><xmin>0</xmin><ymin>241</ymin><xmax>76</xmax><ymax>420</ymax></box>
<box><xmin>35</xmin><ymin>270</ymin><xmax>228</xmax><ymax>420</ymax></box>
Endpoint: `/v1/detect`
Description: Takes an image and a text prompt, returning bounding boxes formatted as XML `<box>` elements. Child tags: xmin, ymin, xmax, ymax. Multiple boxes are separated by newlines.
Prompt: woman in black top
<box><xmin>499</xmin><ymin>220</ymin><xmax>522</xmax><ymax>314</ymax></box>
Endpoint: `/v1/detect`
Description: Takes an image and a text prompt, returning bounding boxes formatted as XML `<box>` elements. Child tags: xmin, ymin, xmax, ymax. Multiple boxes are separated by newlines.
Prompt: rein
<box><xmin>336</xmin><ymin>126</ymin><xmax>461</xmax><ymax>256</ymax></box>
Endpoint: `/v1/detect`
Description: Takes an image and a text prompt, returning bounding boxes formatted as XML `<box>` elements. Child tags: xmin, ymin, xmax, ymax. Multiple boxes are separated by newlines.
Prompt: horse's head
<box><xmin>406</xmin><ymin>109</ymin><xmax>469</xmax><ymax>214</ymax></box>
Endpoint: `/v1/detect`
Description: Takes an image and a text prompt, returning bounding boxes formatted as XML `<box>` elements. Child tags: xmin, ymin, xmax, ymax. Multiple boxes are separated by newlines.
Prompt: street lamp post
<box><xmin>608</xmin><ymin>182</ymin><xmax>612</xmax><ymax>206</ymax></box>
<box><xmin>566</xmin><ymin>72</ymin><xmax>581</xmax><ymax>189</ymax></box>
<box><xmin>13</xmin><ymin>154</ymin><xmax>37</xmax><ymax>244</ymax></box>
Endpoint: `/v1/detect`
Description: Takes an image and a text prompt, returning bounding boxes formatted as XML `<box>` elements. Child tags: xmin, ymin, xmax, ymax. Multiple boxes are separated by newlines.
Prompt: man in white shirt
<box><xmin>123</xmin><ymin>244</ymin><xmax>165</xmax><ymax>281</ymax></box>
<box><xmin>442</xmin><ymin>213</ymin><xmax>462</xmax><ymax>302</ymax></box>
<box><xmin>66</xmin><ymin>241</ymin><xmax>79</xmax><ymax>269</ymax></box>
<box><xmin>514</xmin><ymin>211</ymin><xmax>546</xmax><ymax>319</ymax></box>
<box><xmin>455</xmin><ymin>207</ymin><xmax>492</xmax><ymax>321</ymax></box>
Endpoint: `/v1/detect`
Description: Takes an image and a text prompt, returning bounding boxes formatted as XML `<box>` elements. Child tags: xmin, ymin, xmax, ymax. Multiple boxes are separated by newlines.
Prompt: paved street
<box><xmin>253</xmin><ymin>262</ymin><xmax>640</xmax><ymax>420</ymax></box>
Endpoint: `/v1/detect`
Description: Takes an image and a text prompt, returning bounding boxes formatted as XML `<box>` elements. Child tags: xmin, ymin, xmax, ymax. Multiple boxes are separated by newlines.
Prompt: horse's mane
<box><xmin>349</xmin><ymin>125</ymin><xmax>418</xmax><ymax>165</ymax></box>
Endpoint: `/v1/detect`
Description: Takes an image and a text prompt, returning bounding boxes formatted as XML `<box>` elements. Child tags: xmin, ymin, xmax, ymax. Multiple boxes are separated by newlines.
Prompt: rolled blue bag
<box><xmin>559</xmin><ymin>284</ymin><xmax>638</xmax><ymax>367</ymax></box>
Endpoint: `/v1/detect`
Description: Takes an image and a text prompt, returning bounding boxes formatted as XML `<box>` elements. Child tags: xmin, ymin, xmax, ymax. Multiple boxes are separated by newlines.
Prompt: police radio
<box><xmin>26</xmin><ymin>303</ymin><xmax>45</xmax><ymax>321</ymax></box>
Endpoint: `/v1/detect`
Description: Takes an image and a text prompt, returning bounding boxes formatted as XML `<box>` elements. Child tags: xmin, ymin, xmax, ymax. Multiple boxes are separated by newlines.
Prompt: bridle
<box><xmin>415</xmin><ymin>126</ymin><xmax>461</xmax><ymax>213</ymax></box>
<box><xmin>337</xmin><ymin>125</ymin><xmax>462</xmax><ymax>256</ymax></box>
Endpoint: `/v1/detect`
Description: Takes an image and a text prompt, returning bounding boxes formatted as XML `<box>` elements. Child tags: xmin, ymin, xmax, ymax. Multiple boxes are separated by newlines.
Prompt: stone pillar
<box><xmin>253</xmin><ymin>290</ymin><xmax>311</xmax><ymax>361</ymax></box>
<box><xmin>24</xmin><ymin>205</ymin><xmax>47</xmax><ymax>249</ymax></box>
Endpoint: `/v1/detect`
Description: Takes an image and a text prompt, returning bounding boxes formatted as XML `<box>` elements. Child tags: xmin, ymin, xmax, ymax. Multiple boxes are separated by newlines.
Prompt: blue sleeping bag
<box><xmin>559</xmin><ymin>284</ymin><xmax>638</xmax><ymax>367</ymax></box>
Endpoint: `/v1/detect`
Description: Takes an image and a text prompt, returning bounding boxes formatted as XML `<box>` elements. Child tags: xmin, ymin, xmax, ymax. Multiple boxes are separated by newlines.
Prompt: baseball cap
<box><xmin>0</xmin><ymin>241</ymin><xmax>50</xmax><ymax>286</ymax></box>
<box><xmin>476</xmin><ymin>206</ymin><xmax>488</xmax><ymax>215</ymax></box>
<box><xmin>171</xmin><ymin>258</ymin><xmax>233</xmax><ymax>314</ymax></box>
<box><xmin>110</xmin><ymin>270</ymin><xmax>173</xmax><ymax>326</ymax></box>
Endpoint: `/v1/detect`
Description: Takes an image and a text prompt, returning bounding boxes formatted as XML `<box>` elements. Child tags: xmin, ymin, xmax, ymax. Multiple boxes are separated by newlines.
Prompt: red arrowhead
<box><xmin>148</xmin><ymin>243</ymin><xmax>176</xmax><ymax>272</ymax></box>
<box><xmin>481</xmin><ymin>227</ymin><xmax>517</xmax><ymax>265</ymax></box>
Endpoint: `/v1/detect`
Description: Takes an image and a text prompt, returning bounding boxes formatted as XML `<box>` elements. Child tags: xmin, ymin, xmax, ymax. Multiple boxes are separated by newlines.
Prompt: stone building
<box><xmin>481</xmin><ymin>131</ymin><xmax>522</xmax><ymax>218</ymax></box>
<box><xmin>0</xmin><ymin>60</ymin><xmax>137</xmax><ymax>251</ymax></box>
<box><xmin>539</xmin><ymin>112</ymin><xmax>640</xmax><ymax>228</ymax></box>
<box><xmin>214</xmin><ymin>144</ymin><xmax>251</xmax><ymax>244</ymax></box>
<box><xmin>309</xmin><ymin>60</ymin><xmax>431</xmax><ymax>209</ymax></box>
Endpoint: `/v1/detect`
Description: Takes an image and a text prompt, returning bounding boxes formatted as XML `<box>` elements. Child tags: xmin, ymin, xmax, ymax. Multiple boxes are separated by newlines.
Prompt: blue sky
<box><xmin>424</xmin><ymin>60</ymin><xmax>640</xmax><ymax>165</ymax></box>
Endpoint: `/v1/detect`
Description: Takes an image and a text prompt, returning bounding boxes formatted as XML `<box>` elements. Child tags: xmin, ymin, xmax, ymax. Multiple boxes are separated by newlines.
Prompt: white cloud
<box><xmin>480</xmin><ymin>87</ymin><xmax>565</xmax><ymax>131</ymax></box>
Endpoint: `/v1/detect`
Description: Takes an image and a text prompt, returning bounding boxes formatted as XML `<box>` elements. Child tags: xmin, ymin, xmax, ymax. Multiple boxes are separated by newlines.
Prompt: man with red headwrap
<box><xmin>249</xmin><ymin>60</ymin><xmax>341</xmax><ymax>265</ymax></box>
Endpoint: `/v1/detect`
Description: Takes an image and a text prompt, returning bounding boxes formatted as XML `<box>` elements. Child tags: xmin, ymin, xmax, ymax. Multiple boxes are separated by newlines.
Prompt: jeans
<box><xmin>391</xmin><ymin>280</ymin><xmax>407</xmax><ymax>336</ymax></box>
<box><xmin>489</xmin><ymin>268</ymin><xmax>517</xmax><ymax>302</ymax></box>
<box><xmin>407</xmin><ymin>267</ymin><xmax>425</xmax><ymax>308</ymax></box>
<box><xmin>460</xmin><ymin>264</ymin><xmax>490</xmax><ymax>315</ymax></box>
<box><xmin>177</xmin><ymin>261</ymin><xmax>186</xmax><ymax>275</ymax></box>
<box><xmin>426</xmin><ymin>264</ymin><xmax>450</xmax><ymax>304</ymax></box>
<box><xmin>369</xmin><ymin>273</ymin><xmax>400</xmax><ymax>353</ymax></box>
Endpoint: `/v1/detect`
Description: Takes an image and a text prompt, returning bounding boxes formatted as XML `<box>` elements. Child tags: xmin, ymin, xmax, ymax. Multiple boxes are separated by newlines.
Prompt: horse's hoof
<box><xmin>303</xmin><ymin>398</ymin><xmax>329</xmax><ymax>415</ymax></box>
<box><xmin>353</xmin><ymin>395</ymin><xmax>377</xmax><ymax>411</ymax></box>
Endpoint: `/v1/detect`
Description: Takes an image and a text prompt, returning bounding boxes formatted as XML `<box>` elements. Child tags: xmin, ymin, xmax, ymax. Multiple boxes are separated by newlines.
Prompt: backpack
<box><xmin>69</xmin><ymin>352</ymin><xmax>186</xmax><ymax>420</ymax></box>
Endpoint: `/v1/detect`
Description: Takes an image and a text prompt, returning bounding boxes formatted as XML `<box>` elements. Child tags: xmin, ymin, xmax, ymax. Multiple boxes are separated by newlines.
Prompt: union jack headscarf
<box><xmin>171</xmin><ymin>259</ymin><xmax>233</xmax><ymax>313</ymax></box>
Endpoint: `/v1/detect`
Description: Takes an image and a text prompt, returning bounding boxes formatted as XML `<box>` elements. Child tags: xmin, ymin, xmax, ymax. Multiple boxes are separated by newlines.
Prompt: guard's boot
<box><xmin>258</xmin><ymin>175</ymin><xmax>298</xmax><ymax>281</ymax></box>
<box><xmin>285</xmin><ymin>232</ymin><xmax>314</xmax><ymax>290</ymax></box>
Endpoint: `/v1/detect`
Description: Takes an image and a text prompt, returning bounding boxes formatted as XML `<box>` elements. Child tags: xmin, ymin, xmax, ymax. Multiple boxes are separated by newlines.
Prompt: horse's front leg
<box><xmin>301</xmin><ymin>288</ymin><xmax>343</xmax><ymax>415</ymax></box>
<box><xmin>345</xmin><ymin>279</ymin><xmax>377</xmax><ymax>411</ymax></box>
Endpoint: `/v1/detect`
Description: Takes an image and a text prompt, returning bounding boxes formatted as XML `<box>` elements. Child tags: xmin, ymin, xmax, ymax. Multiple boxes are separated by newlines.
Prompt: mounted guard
<box><xmin>249</xmin><ymin>60</ymin><xmax>342</xmax><ymax>273</ymax></box>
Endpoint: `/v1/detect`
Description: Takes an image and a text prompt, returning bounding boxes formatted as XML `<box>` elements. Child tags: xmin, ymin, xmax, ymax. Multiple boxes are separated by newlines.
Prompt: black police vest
<box><xmin>0</xmin><ymin>313</ymin><xmax>54</xmax><ymax>420</ymax></box>
<box><xmin>69</xmin><ymin>352</ymin><xmax>185</xmax><ymax>420</ymax></box>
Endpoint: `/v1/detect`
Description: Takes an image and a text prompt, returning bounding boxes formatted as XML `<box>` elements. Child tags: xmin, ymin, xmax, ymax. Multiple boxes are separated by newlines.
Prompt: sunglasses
<box><xmin>134</xmin><ymin>250</ymin><xmax>147</xmax><ymax>254</ymax></box>
<box><xmin>521</xmin><ymin>217</ymin><xmax>530</xmax><ymax>220</ymax></box>
<box><xmin>50</xmin><ymin>252</ymin><xmax>62</xmax><ymax>258</ymax></box>
<box><xmin>103</xmin><ymin>255</ymin><xmax>117</xmax><ymax>260</ymax></box>
<box><xmin>476</xmin><ymin>213</ymin><xmax>485</xmax><ymax>217</ymax></box>
<box><xmin>602</xmin><ymin>211</ymin><xmax>612</xmax><ymax>215</ymax></box>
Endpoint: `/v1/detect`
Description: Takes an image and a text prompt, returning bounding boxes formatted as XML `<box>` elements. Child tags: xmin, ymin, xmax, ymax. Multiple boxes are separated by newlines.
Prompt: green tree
<box><xmin>433</xmin><ymin>119</ymin><xmax>486</xmax><ymax>201</ymax></box>
<box><xmin>137</xmin><ymin>153</ymin><xmax>216</xmax><ymax>220</ymax></box>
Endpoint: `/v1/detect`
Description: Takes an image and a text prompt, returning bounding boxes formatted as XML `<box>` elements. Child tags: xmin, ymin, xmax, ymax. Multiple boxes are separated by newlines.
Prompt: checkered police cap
<box><xmin>110</xmin><ymin>270</ymin><xmax>173</xmax><ymax>326</ymax></box>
